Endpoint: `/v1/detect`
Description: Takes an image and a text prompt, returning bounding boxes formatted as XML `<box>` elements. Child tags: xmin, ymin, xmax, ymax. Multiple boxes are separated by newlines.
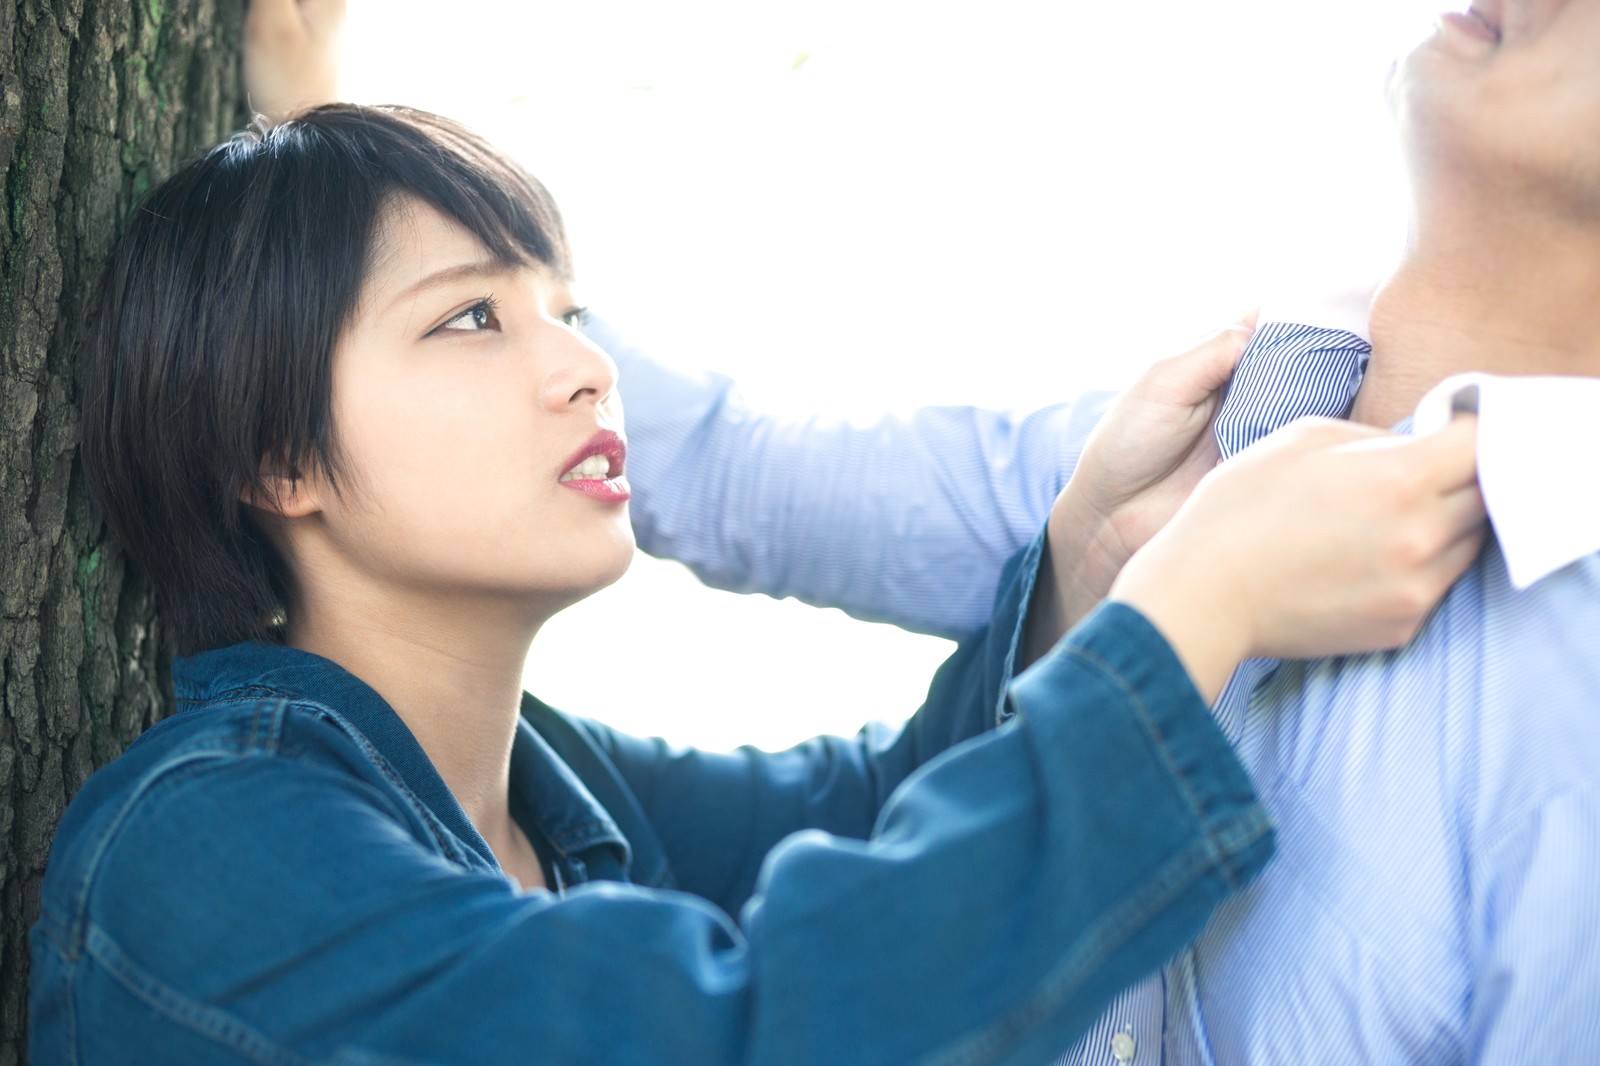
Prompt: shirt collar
<box><xmin>1214</xmin><ymin>321</ymin><xmax>1600</xmax><ymax>591</ymax></box>
<box><xmin>1413</xmin><ymin>373</ymin><xmax>1600</xmax><ymax>588</ymax></box>
<box><xmin>510</xmin><ymin>701</ymin><xmax>633</xmax><ymax>882</ymax></box>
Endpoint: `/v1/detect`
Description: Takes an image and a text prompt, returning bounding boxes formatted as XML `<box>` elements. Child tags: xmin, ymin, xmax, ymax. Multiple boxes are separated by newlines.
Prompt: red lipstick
<box><xmin>558</xmin><ymin>429</ymin><xmax>631</xmax><ymax>503</ymax></box>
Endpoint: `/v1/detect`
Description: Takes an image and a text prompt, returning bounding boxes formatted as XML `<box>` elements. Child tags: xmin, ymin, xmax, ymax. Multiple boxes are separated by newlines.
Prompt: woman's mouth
<box><xmin>558</xmin><ymin>431</ymin><xmax>631</xmax><ymax>503</ymax></box>
<box><xmin>560</xmin><ymin>453</ymin><xmax>618</xmax><ymax>482</ymax></box>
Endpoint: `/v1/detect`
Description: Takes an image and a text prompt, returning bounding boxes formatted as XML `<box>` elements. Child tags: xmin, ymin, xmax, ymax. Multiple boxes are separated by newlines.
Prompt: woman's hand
<box><xmin>243</xmin><ymin>0</ymin><xmax>346</xmax><ymax>122</ymax></box>
<box><xmin>1024</xmin><ymin>317</ymin><xmax>1255</xmax><ymax>663</ymax></box>
<box><xmin>1110</xmin><ymin>415</ymin><xmax>1486</xmax><ymax>702</ymax></box>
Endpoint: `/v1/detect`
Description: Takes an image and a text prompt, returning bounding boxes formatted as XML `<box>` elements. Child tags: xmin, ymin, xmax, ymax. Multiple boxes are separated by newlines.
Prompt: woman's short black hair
<box><xmin>79</xmin><ymin>104</ymin><xmax>572</xmax><ymax>655</ymax></box>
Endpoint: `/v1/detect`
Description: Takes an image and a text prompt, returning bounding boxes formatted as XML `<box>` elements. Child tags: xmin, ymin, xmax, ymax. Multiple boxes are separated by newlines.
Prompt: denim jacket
<box><xmin>30</xmin><ymin>537</ymin><xmax>1273</xmax><ymax>1064</ymax></box>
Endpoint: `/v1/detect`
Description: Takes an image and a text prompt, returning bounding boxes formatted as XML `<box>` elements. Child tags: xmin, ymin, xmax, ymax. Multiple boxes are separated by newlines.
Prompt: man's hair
<box><xmin>79</xmin><ymin>104</ymin><xmax>572</xmax><ymax>655</ymax></box>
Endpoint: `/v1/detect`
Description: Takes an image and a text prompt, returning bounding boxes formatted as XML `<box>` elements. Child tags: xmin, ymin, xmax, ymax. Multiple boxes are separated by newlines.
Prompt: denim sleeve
<box><xmin>589</xmin><ymin>312</ymin><xmax>1111</xmax><ymax>638</ymax></box>
<box><xmin>573</xmin><ymin>533</ymin><xmax>1049</xmax><ymax>915</ymax></box>
<box><xmin>34</xmin><ymin>581</ymin><xmax>1272</xmax><ymax>1065</ymax></box>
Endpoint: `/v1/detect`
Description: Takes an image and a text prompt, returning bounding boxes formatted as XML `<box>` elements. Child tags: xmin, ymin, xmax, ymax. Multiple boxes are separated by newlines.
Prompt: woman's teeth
<box><xmin>560</xmin><ymin>454</ymin><xmax>612</xmax><ymax>482</ymax></box>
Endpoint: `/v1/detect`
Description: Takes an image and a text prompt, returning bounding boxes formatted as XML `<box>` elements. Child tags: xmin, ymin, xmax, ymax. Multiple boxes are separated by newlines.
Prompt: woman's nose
<box><xmin>538</xmin><ymin>322</ymin><xmax>619</xmax><ymax>412</ymax></box>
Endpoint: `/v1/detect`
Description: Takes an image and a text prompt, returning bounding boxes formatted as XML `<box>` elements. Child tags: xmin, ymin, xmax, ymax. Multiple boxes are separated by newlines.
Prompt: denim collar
<box><xmin>173</xmin><ymin>641</ymin><xmax>632</xmax><ymax>885</ymax></box>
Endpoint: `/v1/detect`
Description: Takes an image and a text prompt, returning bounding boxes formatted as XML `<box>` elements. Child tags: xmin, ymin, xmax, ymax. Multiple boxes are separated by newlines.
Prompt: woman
<box><xmin>27</xmin><ymin>104</ymin><xmax>1482</xmax><ymax>1064</ymax></box>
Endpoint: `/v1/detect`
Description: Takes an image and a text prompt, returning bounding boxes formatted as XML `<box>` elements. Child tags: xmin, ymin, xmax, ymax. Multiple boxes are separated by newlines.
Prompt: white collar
<box><xmin>1254</xmin><ymin>281</ymin><xmax>1600</xmax><ymax>589</ymax></box>
<box><xmin>1412</xmin><ymin>373</ymin><xmax>1600</xmax><ymax>589</ymax></box>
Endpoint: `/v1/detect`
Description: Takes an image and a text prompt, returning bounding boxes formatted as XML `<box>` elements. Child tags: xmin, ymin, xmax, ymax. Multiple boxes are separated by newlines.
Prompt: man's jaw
<box><xmin>1436</xmin><ymin>2</ymin><xmax>1503</xmax><ymax>45</ymax></box>
<box><xmin>1466</xmin><ymin>0</ymin><xmax>1505</xmax><ymax>41</ymax></box>
<box><xmin>1463</xmin><ymin>0</ymin><xmax>1585</xmax><ymax>48</ymax></box>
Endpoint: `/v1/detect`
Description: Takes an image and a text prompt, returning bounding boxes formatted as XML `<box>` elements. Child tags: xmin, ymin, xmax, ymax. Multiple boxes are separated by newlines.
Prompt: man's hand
<box><xmin>244</xmin><ymin>0</ymin><xmax>346</xmax><ymax>122</ymax></box>
<box><xmin>1023</xmin><ymin>317</ymin><xmax>1254</xmax><ymax>664</ymax></box>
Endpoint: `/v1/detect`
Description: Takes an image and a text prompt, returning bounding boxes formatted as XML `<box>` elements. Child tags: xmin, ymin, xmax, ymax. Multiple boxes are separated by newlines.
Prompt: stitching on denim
<box><xmin>188</xmin><ymin>682</ymin><xmax>294</xmax><ymax>702</ymax></box>
<box><xmin>249</xmin><ymin>698</ymin><xmax>280</xmax><ymax>752</ymax></box>
<box><xmin>66</xmin><ymin>741</ymin><xmax>274</xmax><ymax>952</ymax></box>
<box><xmin>59</xmin><ymin>939</ymin><xmax>79</xmax><ymax>1066</ymax></box>
<box><xmin>287</xmin><ymin>701</ymin><xmax>470</xmax><ymax>863</ymax></box>
<box><xmin>33</xmin><ymin>905</ymin><xmax>72</xmax><ymax>960</ymax></box>
<box><xmin>994</xmin><ymin>538</ymin><xmax>1046</xmax><ymax>726</ymax></box>
<box><xmin>326</xmin><ymin>1048</ymin><xmax>433</xmax><ymax>1066</ymax></box>
<box><xmin>924</xmin><ymin>642</ymin><xmax>1272</xmax><ymax>1064</ymax></box>
<box><xmin>85</xmin><ymin>923</ymin><xmax>312</xmax><ymax>1066</ymax></box>
<box><xmin>924</xmin><ymin>811</ymin><xmax>1271</xmax><ymax>1066</ymax></box>
<box><xmin>175</xmin><ymin>684</ymin><xmax>294</xmax><ymax>711</ymax></box>
<box><xmin>545</xmin><ymin>819</ymin><xmax>621</xmax><ymax>854</ymax></box>
<box><xmin>1055</xmin><ymin>642</ymin><xmax>1249</xmax><ymax>885</ymax></box>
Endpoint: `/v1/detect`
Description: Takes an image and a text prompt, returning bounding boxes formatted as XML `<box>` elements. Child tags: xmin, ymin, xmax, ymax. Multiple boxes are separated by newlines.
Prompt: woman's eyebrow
<box><xmin>386</xmin><ymin>258</ymin><xmax>510</xmax><ymax>312</ymax></box>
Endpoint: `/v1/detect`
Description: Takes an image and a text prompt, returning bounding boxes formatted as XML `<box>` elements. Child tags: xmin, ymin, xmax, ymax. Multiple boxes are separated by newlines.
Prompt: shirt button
<box><xmin>1110</xmin><ymin>1030</ymin><xmax>1137</xmax><ymax>1063</ymax></box>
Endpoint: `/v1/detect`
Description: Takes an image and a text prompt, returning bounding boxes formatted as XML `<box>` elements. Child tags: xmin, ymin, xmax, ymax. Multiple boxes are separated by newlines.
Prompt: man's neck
<box><xmin>1351</xmin><ymin>211</ymin><xmax>1600</xmax><ymax>427</ymax></box>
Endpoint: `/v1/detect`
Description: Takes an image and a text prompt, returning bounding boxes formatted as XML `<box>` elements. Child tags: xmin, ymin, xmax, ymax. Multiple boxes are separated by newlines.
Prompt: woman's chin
<box><xmin>533</xmin><ymin>538</ymin><xmax>638</xmax><ymax>614</ymax></box>
<box><xmin>589</xmin><ymin>543</ymin><xmax>636</xmax><ymax>594</ymax></box>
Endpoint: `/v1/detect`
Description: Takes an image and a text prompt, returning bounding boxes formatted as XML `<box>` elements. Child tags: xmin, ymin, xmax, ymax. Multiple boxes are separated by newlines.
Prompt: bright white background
<box><xmin>343</xmin><ymin>0</ymin><xmax>1455</xmax><ymax>750</ymax></box>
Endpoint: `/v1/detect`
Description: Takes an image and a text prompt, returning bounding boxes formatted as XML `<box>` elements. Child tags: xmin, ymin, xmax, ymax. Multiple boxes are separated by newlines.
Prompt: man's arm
<box><xmin>590</xmin><ymin>314</ymin><xmax>1094</xmax><ymax>638</ymax></box>
<box><xmin>243</xmin><ymin>0</ymin><xmax>343</xmax><ymax>121</ymax></box>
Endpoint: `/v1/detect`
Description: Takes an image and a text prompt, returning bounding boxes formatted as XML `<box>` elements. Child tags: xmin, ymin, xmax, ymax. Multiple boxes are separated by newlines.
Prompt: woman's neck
<box><xmin>1351</xmin><ymin>210</ymin><xmax>1600</xmax><ymax>427</ymax></box>
<box><xmin>287</xmin><ymin>570</ymin><xmax>547</xmax><ymax>855</ymax></box>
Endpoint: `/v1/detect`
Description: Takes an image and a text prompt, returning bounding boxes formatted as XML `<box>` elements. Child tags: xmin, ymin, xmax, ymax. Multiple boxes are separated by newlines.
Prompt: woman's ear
<box><xmin>240</xmin><ymin>467</ymin><xmax>323</xmax><ymax>520</ymax></box>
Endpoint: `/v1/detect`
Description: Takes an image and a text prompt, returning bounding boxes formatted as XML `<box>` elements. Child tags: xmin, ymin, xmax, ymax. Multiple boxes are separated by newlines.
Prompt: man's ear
<box><xmin>240</xmin><ymin>467</ymin><xmax>323</xmax><ymax>520</ymax></box>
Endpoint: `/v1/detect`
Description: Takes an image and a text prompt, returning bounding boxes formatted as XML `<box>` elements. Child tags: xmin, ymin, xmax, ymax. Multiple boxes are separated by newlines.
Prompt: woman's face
<box><xmin>290</xmin><ymin>197</ymin><xmax>634</xmax><ymax>619</ymax></box>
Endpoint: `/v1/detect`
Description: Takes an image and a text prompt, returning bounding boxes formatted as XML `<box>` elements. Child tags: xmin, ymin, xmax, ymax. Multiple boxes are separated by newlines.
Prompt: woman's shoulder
<box><xmin>28</xmin><ymin>667</ymin><xmax>493</xmax><ymax>1061</ymax></box>
<box><xmin>37</xmin><ymin>652</ymin><xmax>428</xmax><ymax>943</ymax></box>
<box><xmin>47</xmin><ymin>700</ymin><xmax>344</xmax><ymax>839</ymax></box>
<box><xmin>79</xmin><ymin>640</ymin><xmax>407</xmax><ymax>827</ymax></box>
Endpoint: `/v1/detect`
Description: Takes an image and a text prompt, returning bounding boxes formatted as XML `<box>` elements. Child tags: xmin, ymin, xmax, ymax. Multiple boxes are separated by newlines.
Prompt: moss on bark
<box><xmin>0</xmin><ymin>2</ymin><xmax>245</xmax><ymax>1060</ymax></box>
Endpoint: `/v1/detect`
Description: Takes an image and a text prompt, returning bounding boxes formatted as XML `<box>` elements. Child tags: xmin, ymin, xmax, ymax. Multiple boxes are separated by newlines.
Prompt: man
<box><xmin>613</xmin><ymin>3</ymin><xmax>1600</xmax><ymax>1060</ymax></box>
<box><xmin>1060</xmin><ymin>6</ymin><xmax>1600</xmax><ymax>1060</ymax></box>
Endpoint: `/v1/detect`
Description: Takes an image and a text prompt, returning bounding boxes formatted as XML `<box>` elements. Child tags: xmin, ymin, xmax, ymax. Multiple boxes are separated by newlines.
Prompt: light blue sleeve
<box><xmin>586</xmin><ymin>313</ymin><xmax>1113</xmax><ymax>639</ymax></box>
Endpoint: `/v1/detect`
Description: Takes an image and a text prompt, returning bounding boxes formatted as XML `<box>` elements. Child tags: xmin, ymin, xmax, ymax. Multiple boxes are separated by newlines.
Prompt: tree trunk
<box><xmin>0</xmin><ymin>1</ymin><xmax>244</xmax><ymax>1060</ymax></box>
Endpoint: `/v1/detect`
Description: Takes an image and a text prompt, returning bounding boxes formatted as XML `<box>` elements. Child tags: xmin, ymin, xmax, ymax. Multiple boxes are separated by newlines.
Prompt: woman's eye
<box><xmin>436</xmin><ymin>298</ymin><xmax>500</xmax><ymax>333</ymax></box>
<box><xmin>561</xmin><ymin>306</ymin><xmax>589</xmax><ymax>329</ymax></box>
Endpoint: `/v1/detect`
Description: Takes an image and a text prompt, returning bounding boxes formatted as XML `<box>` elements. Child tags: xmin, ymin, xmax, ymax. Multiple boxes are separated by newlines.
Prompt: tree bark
<box><xmin>0</xmin><ymin>1</ymin><xmax>244</xmax><ymax>1060</ymax></box>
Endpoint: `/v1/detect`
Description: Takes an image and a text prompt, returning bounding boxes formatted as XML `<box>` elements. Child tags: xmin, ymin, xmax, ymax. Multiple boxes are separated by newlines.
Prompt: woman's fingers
<box><xmin>1106</xmin><ymin>406</ymin><xmax>1492</xmax><ymax>702</ymax></box>
<box><xmin>1275</xmin><ymin>416</ymin><xmax>1390</xmax><ymax>452</ymax></box>
<box><xmin>1438</xmin><ymin>479</ymin><xmax>1489</xmax><ymax>537</ymax></box>
<box><xmin>1410</xmin><ymin>414</ymin><xmax>1482</xmax><ymax>493</ymax></box>
<box><xmin>1433</xmin><ymin>521</ymin><xmax>1490</xmax><ymax>582</ymax></box>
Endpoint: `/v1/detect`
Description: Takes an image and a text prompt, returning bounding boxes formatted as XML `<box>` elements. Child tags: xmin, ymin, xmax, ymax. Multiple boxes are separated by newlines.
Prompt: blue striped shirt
<box><xmin>1058</xmin><ymin>323</ymin><xmax>1600</xmax><ymax>1064</ymax></box>
<box><xmin>607</xmin><ymin>310</ymin><xmax>1600</xmax><ymax>1062</ymax></box>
